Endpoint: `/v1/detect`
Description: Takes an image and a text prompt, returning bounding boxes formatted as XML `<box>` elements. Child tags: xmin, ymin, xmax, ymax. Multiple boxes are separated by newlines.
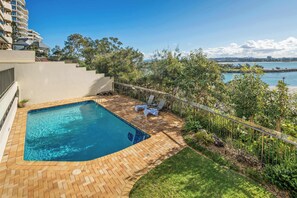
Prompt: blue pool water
<box><xmin>24</xmin><ymin>101</ymin><xmax>150</xmax><ymax>161</ymax></box>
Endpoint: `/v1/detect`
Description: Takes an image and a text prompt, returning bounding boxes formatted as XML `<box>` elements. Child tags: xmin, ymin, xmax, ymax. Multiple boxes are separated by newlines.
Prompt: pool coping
<box><xmin>8</xmin><ymin>97</ymin><xmax>162</xmax><ymax>168</ymax></box>
<box><xmin>24</xmin><ymin>99</ymin><xmax>151</xmax><ymax>162</ymax></box>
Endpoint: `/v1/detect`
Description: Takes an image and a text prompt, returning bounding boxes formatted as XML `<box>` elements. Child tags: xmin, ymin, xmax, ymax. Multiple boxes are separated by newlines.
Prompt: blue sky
<box><xmin>27</xmin><ymin>0</ymin><xmax>297</xmax><ymax>57</ymax></box>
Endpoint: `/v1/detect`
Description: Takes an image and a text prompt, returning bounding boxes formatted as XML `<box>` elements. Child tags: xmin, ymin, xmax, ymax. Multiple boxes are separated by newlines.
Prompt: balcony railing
<box><xmin>3</xmin><ymin>1</ymin><xmax>12</xmax><ymax>11</ymax></box>
<box><xmin>3</xmin><ymin>13</ymin><xmax>12</xmax><ymax>22</ymax></box>
<box><xmin>4</xmin><ymin>36</ymin><xmax>12</xmax><ymax>44</ymax></box>
<box><xmin>114</xmin><ymin>82</ymin><xmax>297</xmax><ymax>166</ymax></box>
<box><xmin>4</xmin><ymin>24</ymin><xmax>12</xmax><ymax>33</ymax></box>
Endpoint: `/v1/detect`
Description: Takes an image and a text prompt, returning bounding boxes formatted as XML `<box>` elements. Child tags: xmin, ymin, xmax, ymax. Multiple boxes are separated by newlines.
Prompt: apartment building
<box><xmin>27</xmin><ymin>29</ymin><xmax>42</xmax><ymax>42</ymax></box>
<box><xmin>0</xmin><ymin>0</ymin><xmax>12</xmax><ymax>49</ymax></box>
<box><xmin>11</xmin><ymin>0</ymin><xmax>28</xmax><ymax>38</ymax></box>
<box><xmin>10</xmin><ymin>0</ymin><xmax>46</xmax><ymax>51</ymax></box>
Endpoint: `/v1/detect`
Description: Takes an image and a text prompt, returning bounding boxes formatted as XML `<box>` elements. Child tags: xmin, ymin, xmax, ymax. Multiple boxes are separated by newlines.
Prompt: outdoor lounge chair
<box><xmin>144</xmin><ymin>99</ymin><xmax>166</xmax><ymax>117</ymax></box>
<box><xmin>134</xmin><ymin>95</ymin><xmax>155</xmax><ymax>112</ymax></box>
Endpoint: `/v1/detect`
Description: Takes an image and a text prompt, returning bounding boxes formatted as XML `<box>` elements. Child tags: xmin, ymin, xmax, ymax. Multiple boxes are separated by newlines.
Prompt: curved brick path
<box><xmin>0</xmin><ymin>95</ymin><xmax>186</xmax><ymax>197</ymax></box>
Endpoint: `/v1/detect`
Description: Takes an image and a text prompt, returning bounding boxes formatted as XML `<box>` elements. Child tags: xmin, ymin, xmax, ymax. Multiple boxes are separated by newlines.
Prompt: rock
<box><xmin>213</xmin><ymin>134</ymin><xmax>224</xmax><ymax>147</ymax></box>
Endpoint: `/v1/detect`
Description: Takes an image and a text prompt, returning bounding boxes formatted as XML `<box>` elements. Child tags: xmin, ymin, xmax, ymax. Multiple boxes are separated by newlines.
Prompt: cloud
<box><xmin>205</xmin><ymin>37</ymin><xmax>297</xmax><ymax>58</ymax></box>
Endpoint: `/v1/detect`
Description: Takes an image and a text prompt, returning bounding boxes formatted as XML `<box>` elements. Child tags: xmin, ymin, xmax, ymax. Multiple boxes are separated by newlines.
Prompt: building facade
<box><xmin>1</xmin><ymin>0</ymin><xmax>45</xmax><ymax>50</ymax></box>
<box><xmin>11</xmin><ymin>0</ymin><xmax>28</xmax><ymax>38</ymax></box>
<box><xmin>0</xmin><ymin>0</ymin><xmax>13</xmax><ymax>49</ymax></box>
<box><xmin>27</xmin><ymin>29</ymin><xmax>42</xmax><ymax>42</ymax></box>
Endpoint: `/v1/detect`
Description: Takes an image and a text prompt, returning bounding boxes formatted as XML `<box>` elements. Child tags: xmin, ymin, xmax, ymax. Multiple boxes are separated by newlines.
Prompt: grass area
<box><xmin>130</xmin><ymin>148</ymin><xmax>273</xmax><ymax>198</ymax></box>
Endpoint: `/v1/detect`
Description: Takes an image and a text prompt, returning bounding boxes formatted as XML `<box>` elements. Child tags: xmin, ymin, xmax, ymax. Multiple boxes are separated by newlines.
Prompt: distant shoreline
<box><xmin>218</xmin><ymin>61</ymin><xmax>297</xmax><ymax>63</ymax></box>
<box><xmin>270</xmin><ymin>86</ymin><xmax>297</xmax><ymax>93</ymax></box>
<box><xmin>288</xmin><ymin>87</ymin><xmax>297</xmax><ymax>93</ymax></box>
<box><xmin>224</xmin><ymin>68</ymin><xmax>297</xmax><ymax>73</ymax></box>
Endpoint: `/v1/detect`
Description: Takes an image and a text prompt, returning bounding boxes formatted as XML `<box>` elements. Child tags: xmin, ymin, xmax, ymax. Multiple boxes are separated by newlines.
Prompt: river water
<box><xmin>221</xmin><ymin>62</ymin><xmax>297</xmax><ymax>86</ymax></box>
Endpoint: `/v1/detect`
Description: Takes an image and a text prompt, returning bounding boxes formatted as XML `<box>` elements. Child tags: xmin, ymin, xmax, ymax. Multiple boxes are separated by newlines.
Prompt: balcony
<box><xmin>4</xmin><ymin>24</ymin><xmax>12</xmax><ymax>33</ymax></box>
<box><xmin>4</xmin><ymin>36</ymin><xmax>12</xmax><ymax>44</ymax></box>
<box><xmin>0</xmin><ymin>10</ymin><xmax>4</xmax><ymax>20</ymax></box>
<box><xmin>17</xmin><ymin>0</ymin><xmax>26</xmax><ymax>7</ymax></box>
<box><xmin>3</xmin><ymin>13</ymin><xmax>12</xmax><ymax>22</ymax></box>
<box><xmin>3</xmin><ymin>1</ymin><xmax>12</xmax><ymax>11</ymax></box>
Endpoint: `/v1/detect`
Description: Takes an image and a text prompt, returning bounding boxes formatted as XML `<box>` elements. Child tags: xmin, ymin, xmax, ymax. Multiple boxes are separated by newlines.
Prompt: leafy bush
<box><xmin>194</xmin><ymin>130</ymin><xmax>214</xmax><ymax>145</ymax></box>
<box><xmin>264</xmin><ymin>162</ymin><xmax>297</xmax><ymax>197</ymax></box>
<box><xmin>183</xmin><ymin>116</ymin><xmax>203</xmax><ymax>133</ymax></box>
<box><xmin>282</xmin><ymin>121</ymin><xmax>297</xmax><ymax>138</ymax></box>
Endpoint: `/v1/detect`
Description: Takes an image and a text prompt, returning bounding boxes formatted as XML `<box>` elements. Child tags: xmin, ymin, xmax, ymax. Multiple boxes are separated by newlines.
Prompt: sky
<box><xmin>27</xmin><ymin>0</ymin><xmax>297</xmax><ymax>58</ymax></box>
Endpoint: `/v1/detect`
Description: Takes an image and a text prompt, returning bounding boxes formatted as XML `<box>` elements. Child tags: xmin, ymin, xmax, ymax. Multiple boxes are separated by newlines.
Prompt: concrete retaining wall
<box><xmin>0</xmin><ymin>50</ymin><xmax>35</xmax><ymax>63</ymax></box>
<box><xmin>0</xmin><ymin>62</ymin><xmax>113</xmax><ymax>104</ymax></box>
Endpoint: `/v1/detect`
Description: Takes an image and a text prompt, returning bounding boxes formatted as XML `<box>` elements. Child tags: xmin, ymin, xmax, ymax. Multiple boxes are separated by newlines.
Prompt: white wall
<box><xmin>0</xmin><ymin>62</ymin><xmax>113</xmax><ymax>104</ymax></box>
<box><xmin>0</xmin><ymin>82</ymin><xmax>18</xmax><ymax>161</ymax></box>
<box><xmin>0</xmin><ymin>65</ymin><xmax>14</xmax><ymax>72</ymax></box>
<box><xmin>0</xmin><ymin>50</ymin><xmax>35</xmax><ymax>63</ymax></box>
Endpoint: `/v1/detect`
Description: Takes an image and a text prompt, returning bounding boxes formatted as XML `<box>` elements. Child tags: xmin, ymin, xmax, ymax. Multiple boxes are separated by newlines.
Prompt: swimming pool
<box><xmin>24</xmin><ymin>101</ymin><xmax>150</xmax><ymax>161</ymax></box>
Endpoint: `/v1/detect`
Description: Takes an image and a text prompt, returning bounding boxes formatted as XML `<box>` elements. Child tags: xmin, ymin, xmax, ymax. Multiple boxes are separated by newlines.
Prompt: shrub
<box><xmin>264</xmin><ymin>162</ymin><xmax>297</xmax><ymax>197</ymax></box>
<box><xmin>183</xmin><ymin>116</ymin><xmax>203</xmax><ymax>133</ymax></box>
<box><xmin>194</xmin><ymin>130</ymin><xmax>214</xmax><ymax>146</ymax></box>
<box><xmin>282</xmin><ymin>121</ymin><xmax>297</xmax><ymax>138</ymax></box>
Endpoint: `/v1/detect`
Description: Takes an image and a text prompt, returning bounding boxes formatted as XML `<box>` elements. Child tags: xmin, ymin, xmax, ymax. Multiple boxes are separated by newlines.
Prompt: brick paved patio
<box><xmin>0</xmin><ymin>95</ymin><xmax>186</xmax><ymax>197</ymax></box>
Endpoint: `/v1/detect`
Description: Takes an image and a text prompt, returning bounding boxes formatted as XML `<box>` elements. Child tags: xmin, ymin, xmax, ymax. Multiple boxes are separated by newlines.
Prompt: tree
<box><xmin>62</xmin><ymin>34</ymin><xmax>86</xmax><ymax>62</ymax></box>
<box><xmin>260</xmin><ymin>81</ymin><xmax>290</xmax><ymax>131</ymax></box>
<box><xmin>274</xmin><ymin>81</ymin><xmax>290</xmax><ymax>131</ymax></box>
<box><xmin>180</xmin><ymin>50</ymin><xmax>225</xmax><ymax>106</ymax></box>
<box><xmin>143</xmin><ymin>49</ymin><xmax>184</xmax><ymax>95</ymax></box>
<box><xmin>92</xmin><ymin>47</ymin><xmax>143</xmax><ymax>83</ymax></box>
<box><xmin>49</xmin><ymin>45</ymin><xmax>64</xmax><ymax>61</ymax></box>
<box><xmin>84</xmin><ymin>37</ymin><xmax>123</xmax><ymax>70</ymax></box>
<box><xmin>228</xmin><ymin>68</ymin><xmax>268</xmax><ymax>121</ymax></box>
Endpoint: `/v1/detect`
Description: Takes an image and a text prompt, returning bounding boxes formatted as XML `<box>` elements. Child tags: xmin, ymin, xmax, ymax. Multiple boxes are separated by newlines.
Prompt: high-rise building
<box><xmin>11</xmin><ymin>0</ymin><xmax>28</xmax><ymax>38</ymax></box>
<box><xmin>0</xmin><ymin>0</ymin><xmax>13</xmax><ymax>49</ymax></box>
<box><xmin>1</xmin><ymin>0</ymin><xmax>45</xmax><ymax>50</ymax></box>
<box><xmin>27</xmin><ymin>29</ymin><xmax>42</xmax><ymax>42</ymax></box>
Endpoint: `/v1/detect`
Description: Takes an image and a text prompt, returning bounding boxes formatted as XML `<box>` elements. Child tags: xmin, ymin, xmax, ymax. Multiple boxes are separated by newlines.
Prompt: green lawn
<box><xmin>130</xmin><ymin>148</ymin><xmax>273</xmax><ymax>198</ymax></box>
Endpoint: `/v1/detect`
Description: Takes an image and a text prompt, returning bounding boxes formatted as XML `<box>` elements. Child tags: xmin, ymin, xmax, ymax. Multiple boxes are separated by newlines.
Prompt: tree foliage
<box><xmin>180</xmin><ymin>50</ymin><xmax>225</xmax><ymax>106</ymax></box>
<box><xmin>49</xmin><ymin>34</ymin><xmax>143</xmax><ymax>82</ymax></box>
<box><xmin>141</xmin><ymin>49</ymin><xmax>184</xmax><ymax>95</ymax></box>
<box><xmin>50</xmin><ymin>34</ymin><xmax>296</xmax><ymax>135</ymax></box>
<box><xmin>228</xmin><ymin>68</ymin><xmax>268</xmax><ymax>121</ymax></box>
<box><xmin>138</xmin><ymin>49</ymin><xmax>225</xmax><ymax>106</ymax></box>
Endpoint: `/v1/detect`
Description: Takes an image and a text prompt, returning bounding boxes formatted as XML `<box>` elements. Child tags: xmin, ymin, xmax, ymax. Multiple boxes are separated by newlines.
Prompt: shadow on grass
<box><xmin>130</xmin><ymin>148</ymin><xmax>273</xmax><ymax>198</ymax></box>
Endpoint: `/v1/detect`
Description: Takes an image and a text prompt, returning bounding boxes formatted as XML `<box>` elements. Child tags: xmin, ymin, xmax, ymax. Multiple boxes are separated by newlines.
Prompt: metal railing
<box><xmin>114</xmin><ymin>82</ymin><xmax>297</xmax><ymax>166</ymax></box>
